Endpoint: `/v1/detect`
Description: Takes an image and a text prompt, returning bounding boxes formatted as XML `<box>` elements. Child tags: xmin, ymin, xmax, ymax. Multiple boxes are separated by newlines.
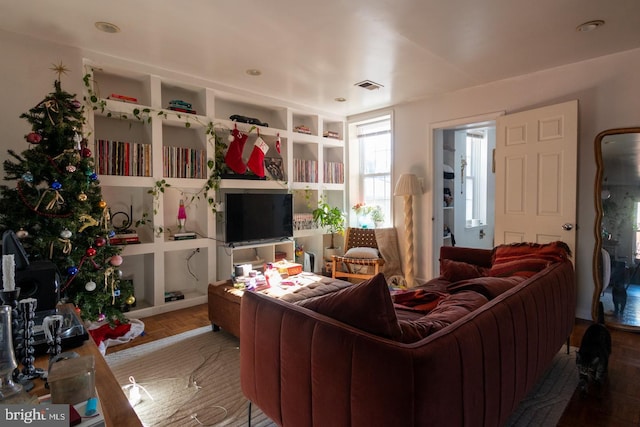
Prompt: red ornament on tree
<box><xmin>95</xmin><ymin>237</ymin><xmax>106</xmax><ymax>247</ymax></box>
<box><xmin>86</xmin><ymin>247</ymin><xmax>97</xmax><ymax>257</ymax></box>
<box><xmin>81</xmin><ymin>147</ymin><xmax>92</xmax><ymax>158</ymax></box>
<box><xmin>26</xmin><ymin>132</ymin><xmax>42</xmax><ymax>144</ymax></box>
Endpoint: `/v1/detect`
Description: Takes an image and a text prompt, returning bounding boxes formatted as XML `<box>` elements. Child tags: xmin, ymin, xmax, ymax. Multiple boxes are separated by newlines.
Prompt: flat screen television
<box><xmin>225</xmin><ymin>193</ymin><xmax>293</xmax><ymax>245</ymax></box>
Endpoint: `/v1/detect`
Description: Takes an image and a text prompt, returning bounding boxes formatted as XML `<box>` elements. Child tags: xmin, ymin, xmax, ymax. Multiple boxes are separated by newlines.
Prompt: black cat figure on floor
<box><xmin>576</xmin><ymin>302</ymin><xmax>612</xmax><ymax>396</ymax></box>
<box><xmin>611</xmin><ymin>281</ymin><xmax>628</xmax><ymax>316</ymax></box>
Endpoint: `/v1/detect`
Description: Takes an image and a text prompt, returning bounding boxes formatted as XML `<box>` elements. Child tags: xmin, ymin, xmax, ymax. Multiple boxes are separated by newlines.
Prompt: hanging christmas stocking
<box><xmin>224</xmin><ymin>128</ymin><xmax>248</xmax><ymax>174</ymax></box>
<box><xmin>247</xmin><ymin>136</ymin><xmax>269</xmax><ymax>177</ymax></box>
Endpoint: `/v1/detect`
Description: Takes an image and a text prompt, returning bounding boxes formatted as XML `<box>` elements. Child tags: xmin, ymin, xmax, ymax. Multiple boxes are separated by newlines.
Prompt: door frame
<box><xmin>428</xmin><ymin>111</ymin><xmax>504</xmax><ymax>278</ymax></box>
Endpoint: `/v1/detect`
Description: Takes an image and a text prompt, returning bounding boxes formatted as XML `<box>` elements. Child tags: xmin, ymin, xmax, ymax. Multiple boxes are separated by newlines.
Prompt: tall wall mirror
<box><xmin>594</xmin><ymin>127</ymin><xmax>640</xmax><ymax>331</ymax></box>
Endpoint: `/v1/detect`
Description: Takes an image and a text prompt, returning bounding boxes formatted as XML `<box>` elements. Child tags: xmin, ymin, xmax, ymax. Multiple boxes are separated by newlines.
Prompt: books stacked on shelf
<box><xmin>164</xmin><ymin>290</ymin><xmax>185</xmax><ymax>302</ymax></box>
<box><xmin>109</xmin><ymin>231</ymin><xmax>140</xmax><ymax>245</ymax></box>
<box><xmin>95</xmin><ymin>139</ymin><xmax>152</xmax><ymax>177</ymax></box>
<box><xmin>163</xmin><ymin>146</ymin><xmax>207</xmax><ymax>179</ymax></box>
<box><xmin>167</xmin><ymin>99</ymin><xmax>197</xmax><ymax>114</ymax></box>
<box><xmin>107</xmin><ymin>93</ymin><xmax>138</xmax><ymax>104</ymax></box>
<box><xmin>323</xmin><ymin>161</ymin><xmax>344</xmax><ymax>184</ymax></box>
<box><xmin>293</xmin><ymin>158</ymin><xmax>318</xmax><ymax>183</ymax></box>
<box><xmin>294</xmin><ymin>125</ymin><xmax>311</xmax><ymax>134</ymax></box>
<box><xmin>323</xmin><ymin>130</ymin><xmax>340</xmax><ymax>139</ymax></box>
<box><xmin>172</xmin><ymin>232</ymin><xmax>197</xmax><ymax>240</ymax></box>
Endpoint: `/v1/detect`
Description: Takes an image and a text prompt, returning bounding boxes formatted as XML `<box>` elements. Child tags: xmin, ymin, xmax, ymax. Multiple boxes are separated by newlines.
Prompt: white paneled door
<box><xmin>494</xmin><ymin>100</ymin><xmax>578</xmax><ymax>258</ymax></box>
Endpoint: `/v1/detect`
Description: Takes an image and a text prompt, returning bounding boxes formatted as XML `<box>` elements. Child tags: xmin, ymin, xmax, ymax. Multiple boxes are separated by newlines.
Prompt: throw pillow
<box><xmin>491</xmin><ymin>241</ymin><xmax>571</xmax><ymax>265</ymax></box>
<box><xmin>343</xmin><ymin>247</ymin><xmax>379</xmax><ymax>259</ymax></box>
<box><xmin>439</xmin><ymin>259</ymin><xmax>487</xmax><ymax>282</ymax></box>
<box><xmin>297</xmin><ymin>272</ymin><xmax>402</xmax><ymax>340</ymax></box>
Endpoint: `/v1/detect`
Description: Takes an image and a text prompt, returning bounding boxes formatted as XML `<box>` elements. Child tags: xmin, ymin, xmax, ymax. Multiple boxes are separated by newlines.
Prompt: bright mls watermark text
<box><xmin>2</xmin><ymin>405</ymin><xmax>68</xmax><ymax>426</ymax></box>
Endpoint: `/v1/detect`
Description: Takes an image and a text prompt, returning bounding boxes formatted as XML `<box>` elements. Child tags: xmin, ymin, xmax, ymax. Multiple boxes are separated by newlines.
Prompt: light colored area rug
<box><xmin>106</xmin><ymin>328</ymin><xmax>578</xmax><ymax>427</ymax></box>
<box><xmin>105</xmin><ymin>326</ymin><xmax>273</xmax><ymax>426</ymax></box>
<box><xmin>505</xmin><ymin>347</ymin><xmax>579</xmax><ymax>426</ymax></box>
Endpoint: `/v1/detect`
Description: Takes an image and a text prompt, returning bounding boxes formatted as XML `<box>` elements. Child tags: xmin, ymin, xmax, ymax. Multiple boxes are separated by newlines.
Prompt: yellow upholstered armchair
<box><xmin>332</xmin><ymin>227</ymin><xmax>384</xmax><ymax>281</ymax></box>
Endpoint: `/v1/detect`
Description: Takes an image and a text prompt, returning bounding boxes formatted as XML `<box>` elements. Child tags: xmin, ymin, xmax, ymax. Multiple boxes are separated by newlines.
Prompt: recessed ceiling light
<box><xmin>246</xmin><ymin>69</ymin><xmax>262</xmax><ymax>76</ymax></box>
<box><xmin>334</xmin><ymin>97</ymin><xmax>347</xmax><ymax>102</ymax></box>
<box><xmin>95</xmin><ymin>21</ymin><xmax>120</xmax><ymax>33</ymax></box>
<box><xmin>576</xmin><ymin>20</ymin><xmax>604</xmax><ymax>32</ymax></box>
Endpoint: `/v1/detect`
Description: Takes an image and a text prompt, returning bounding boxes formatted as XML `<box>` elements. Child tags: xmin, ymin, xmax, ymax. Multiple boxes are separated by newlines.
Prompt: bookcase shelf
<box><xmin>84</xmin><ymin>57</ymin><xmax>345</xmax><ymax>316</ymax></box>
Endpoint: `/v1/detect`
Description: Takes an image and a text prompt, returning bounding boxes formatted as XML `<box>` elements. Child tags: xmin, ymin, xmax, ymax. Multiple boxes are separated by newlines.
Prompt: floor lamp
<box><xmin>394</xmin><ymin>173</ymin><xmax>421</xmax><ymax>287</ymax></box>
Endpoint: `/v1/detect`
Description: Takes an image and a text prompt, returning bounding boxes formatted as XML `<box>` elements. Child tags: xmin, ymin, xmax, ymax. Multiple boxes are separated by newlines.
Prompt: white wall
<box><xmin>388</xmin><ymin>47</ymin><xmax>640</xmax><ymax>320</ymax></box>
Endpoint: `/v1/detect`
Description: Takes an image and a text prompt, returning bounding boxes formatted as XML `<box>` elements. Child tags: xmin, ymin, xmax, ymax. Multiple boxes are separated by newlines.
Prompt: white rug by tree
<box><xmin>106</xmin><ymin>328</ymin><xmax>578</xmax><ymax>426</ymax></box>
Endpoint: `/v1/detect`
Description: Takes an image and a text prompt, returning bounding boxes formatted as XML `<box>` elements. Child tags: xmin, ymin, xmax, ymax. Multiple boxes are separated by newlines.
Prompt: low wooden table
<box><xmin>207</xmin><ymin>280</ymin><xmax>243</xmax><ymax>338</ymax></box>
<box><xmin>208</xmin><ymin>273</ymin><xmax>351</xmax><ymax>338</ymax></box>
<box><xmin>31</xmin><ymin>304</ymin><xmax>142</xmax><ymax>427</ymax></box>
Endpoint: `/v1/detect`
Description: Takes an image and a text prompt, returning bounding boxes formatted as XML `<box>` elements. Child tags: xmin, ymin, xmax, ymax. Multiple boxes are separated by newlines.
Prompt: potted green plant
<box><xmin>312</xmin><ymin>198</ymin><xmax>346</xmax><ymax>258</ymax></box>
<box><xmin>370</xmin><ymin>205</ymin><xmax>385</xmax><ymax>228</ymax></box>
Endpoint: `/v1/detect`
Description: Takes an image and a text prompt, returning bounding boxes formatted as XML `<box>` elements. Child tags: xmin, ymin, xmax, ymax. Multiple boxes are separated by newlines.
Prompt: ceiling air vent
<box><xmin>354</xmin><ymin>80</ymin><xmax>384</xmax><ymax>90</ymax></box>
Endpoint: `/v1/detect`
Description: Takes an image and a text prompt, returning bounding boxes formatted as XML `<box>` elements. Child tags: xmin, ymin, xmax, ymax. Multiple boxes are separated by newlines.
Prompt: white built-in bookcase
<box><xmin>84</xmin><ymin>58</ymin><xmax>345</xmax><ymax>318</ymax></box>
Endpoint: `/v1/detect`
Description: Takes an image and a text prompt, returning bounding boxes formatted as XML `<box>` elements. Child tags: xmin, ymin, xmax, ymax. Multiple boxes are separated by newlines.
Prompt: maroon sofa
<box><xmin>240</xmin><ymin>244</ymin><xmax>576</xmax><ymax>427</ymax></box>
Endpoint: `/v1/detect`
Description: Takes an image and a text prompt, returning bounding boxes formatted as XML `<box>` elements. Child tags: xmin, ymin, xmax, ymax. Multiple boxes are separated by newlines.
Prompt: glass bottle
<box><xmin>0</xmin><ymin>304</ymin><xmax>23</xmax><ymax>400</ymax></box>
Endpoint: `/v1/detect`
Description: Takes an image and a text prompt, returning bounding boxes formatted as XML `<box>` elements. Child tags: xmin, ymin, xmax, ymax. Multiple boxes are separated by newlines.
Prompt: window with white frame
<box><xmin>464</xmin><ymin>130</ymin><xmax>488</xmax><ymax>227</ymax></box>
<box><xmin>350</xmin><ymin>114</ymin><xmax>392</xmax><ymax>227</ymax></box>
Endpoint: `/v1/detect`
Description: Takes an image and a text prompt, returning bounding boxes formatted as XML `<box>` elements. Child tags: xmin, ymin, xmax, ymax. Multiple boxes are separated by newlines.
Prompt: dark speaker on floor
<box><xmin>15</xmin><ymin>260</ymin><xmax>60</xmax><ymax>311</ymax></box>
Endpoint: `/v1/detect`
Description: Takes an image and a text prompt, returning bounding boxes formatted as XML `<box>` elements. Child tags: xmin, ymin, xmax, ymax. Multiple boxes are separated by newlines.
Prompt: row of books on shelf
<box><xmin>292</xmin><ymin>158</ymin><xmax>318</xmax><ymax>183</ymax></box>
<box><xmin>324</xmin><ymin>161</ymin><xmax>344</xmax><ymax>184</ymax></box>
<box><xmin>162</xmin><ymin>146</ymin><xmax>207</xmax><ymax>179</ymax></box>
<box><xmin>95</xmin><ymin>139</ymin><xmax>152</xmax><ymax>177</ymax></box>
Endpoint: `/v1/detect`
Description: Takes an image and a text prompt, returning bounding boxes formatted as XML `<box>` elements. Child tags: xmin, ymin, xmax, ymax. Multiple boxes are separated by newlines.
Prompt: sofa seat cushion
<box><xmin>446</xmin><ymin>275</ymin><xmax>526</xmax><ymax>299</ymax></box>
<box><xmin>296</xmin><ymin>272</ymin><xmax>402</xmax><ymax>340</ymax></box>
<box><xmin>392</xmin><ymin>289</ymin><xmax>449</xmax><ymax>313</ymax></box>
<box><xmin>398</xmin><ymin>290</ymin><xmax>489</xmax><ymax>343</ymax></box>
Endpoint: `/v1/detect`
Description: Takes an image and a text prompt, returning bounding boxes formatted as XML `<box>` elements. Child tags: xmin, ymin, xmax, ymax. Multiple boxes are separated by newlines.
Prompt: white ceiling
<box><xmin>2</xmin><ymin>0</ymin><xmax>640</xmax><ymax>116</ymax></box>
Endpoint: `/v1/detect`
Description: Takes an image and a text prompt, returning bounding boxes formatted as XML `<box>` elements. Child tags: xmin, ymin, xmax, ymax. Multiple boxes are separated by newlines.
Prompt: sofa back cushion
<box><xmin>446</xmin><ymin>276</ymin><xmax>525</xmax><ymax>299</ymax></box>
<box><xmin>296</xmin><ymin>272</ymin><xmax>402</xmax><ymax>340</ymax></box>
<box><xmin>440</xmin><ymin>259</ymin><xmax>488</xmax><ymax>282</ymax></box>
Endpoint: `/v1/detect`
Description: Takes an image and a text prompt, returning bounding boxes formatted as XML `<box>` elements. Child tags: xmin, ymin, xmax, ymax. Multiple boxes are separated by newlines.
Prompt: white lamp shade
<box><xmin>394</xmin><ymin>173</ymin><xmax>421</xmax><ymax>196</ymax></box>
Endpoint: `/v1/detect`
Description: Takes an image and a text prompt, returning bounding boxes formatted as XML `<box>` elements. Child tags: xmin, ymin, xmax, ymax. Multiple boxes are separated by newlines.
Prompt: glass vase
<box><xmin>0</xmin><ymin>305</ymin><xmax>23</xmax><ymax>400</ymax></box>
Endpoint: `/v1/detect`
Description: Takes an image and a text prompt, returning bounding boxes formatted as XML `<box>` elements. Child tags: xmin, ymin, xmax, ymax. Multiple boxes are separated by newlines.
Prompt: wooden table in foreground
<box><xmin>32</xmin><ymin>304</ymin><xmax>142</xmax><ymax>427</ymax></box>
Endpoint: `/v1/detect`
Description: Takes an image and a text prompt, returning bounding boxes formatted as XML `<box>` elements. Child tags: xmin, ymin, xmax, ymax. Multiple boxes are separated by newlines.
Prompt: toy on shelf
<box><xmin>230</xmin><ymin>114</ymin><xmax>268</xmax><ymax>127</ymax></box>
<box><xmin>167</xmin><ymin>99</ymin><xmax>196</xmax><ymax>114</ymax></box>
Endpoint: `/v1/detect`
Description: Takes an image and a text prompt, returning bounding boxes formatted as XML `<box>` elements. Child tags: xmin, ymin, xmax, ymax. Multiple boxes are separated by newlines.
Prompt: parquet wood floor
<box><xmin>107</xmin><ymin>306</ymin><xmax>640</xmax><ymax>425</ymax></box>
<box><xmin>104</xmin><ymin>303</ymin><xmax>210</xmax><ymax>355</ymax></box>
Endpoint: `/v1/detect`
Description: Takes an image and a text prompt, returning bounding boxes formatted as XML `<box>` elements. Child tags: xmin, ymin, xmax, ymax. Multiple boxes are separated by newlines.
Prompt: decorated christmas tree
<box><xmin>0</xmin><ymin>65</ymin><xmax>134</xmax><ymax>323</ymax></box>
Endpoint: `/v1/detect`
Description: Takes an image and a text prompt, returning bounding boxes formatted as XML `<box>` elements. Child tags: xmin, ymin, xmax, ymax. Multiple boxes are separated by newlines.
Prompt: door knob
<box><xmin>561</xmin><ymin>223</ymin><xmax>573</xmax><ymax>231</ymax></box>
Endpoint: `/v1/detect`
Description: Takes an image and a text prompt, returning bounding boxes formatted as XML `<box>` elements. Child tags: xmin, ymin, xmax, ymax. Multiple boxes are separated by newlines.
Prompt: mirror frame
<box><xmin>593</xmin><ymin>127</ymin><xmax>640</xmax><ymax>331</ymax></box>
